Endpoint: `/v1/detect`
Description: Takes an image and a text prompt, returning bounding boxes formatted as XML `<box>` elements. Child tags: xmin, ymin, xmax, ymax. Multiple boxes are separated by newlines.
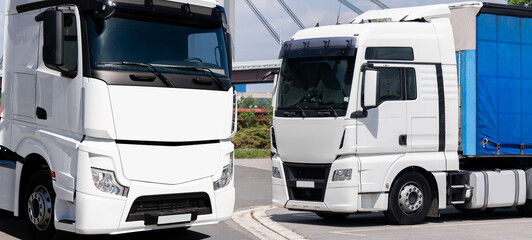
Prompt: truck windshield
<box><xmin>277</xmin><ymin>56</ymin><xmax>355</xmax><ymax>110</ymax></box>
<box><xmin>87</xmin><ymin>15</ymin><xmax>229</xmax><ymax>78</ymax></box>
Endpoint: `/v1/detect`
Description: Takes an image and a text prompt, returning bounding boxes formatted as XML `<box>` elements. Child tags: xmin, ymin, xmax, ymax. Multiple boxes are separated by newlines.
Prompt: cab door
<box><xmin>35</xmin><ymin>8</ymin><xmax>83</xmax><ymax>134</ymax></box>
<box><xmin>356</xmin><ymin>63</ymin><xmax>411</xmax><ymax>192</ymax></box>
<box><xmin>356</xmin><ymin>64</ymin><xmax>409</xmax><ymax>155</ymax></box>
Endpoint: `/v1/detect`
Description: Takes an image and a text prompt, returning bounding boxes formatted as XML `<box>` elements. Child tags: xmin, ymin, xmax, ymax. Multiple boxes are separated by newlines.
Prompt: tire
<box><xmin>517</xmin><ymin>200</ymin><xmax>532</xmax><ymax>217</ymax></box>
<box><xmin>315</xmin><ymin>212</ymin><xmax>349</xmax><ymax>220</ymax></box>
<box><xmin>24</xmin><ymin>169</ymin><xmax>71</xmax><ymax>240</ymax></box>
<box><xmin>384</xmin><ymin>171</ymin><xmax>432</xmax><ymax>225</ymax></box>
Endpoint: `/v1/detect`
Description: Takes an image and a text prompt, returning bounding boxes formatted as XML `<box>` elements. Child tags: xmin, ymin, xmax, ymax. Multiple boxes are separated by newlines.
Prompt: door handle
<box><xmin>399</xmin><ymin>135</ymin><xmax>407</xmax><ymax>146</ymax></box>
<box><xmin>36</xmin><ymin>107</ymin><xmax>47</xmax><ymax>120</ymax></box>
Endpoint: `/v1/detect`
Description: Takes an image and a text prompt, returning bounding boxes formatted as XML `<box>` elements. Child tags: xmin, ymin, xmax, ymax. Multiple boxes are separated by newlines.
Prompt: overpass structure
<box><xmin>232</xmin><ymin>60</ymin><xmax>281</xmax><ymax>94</ymax></box>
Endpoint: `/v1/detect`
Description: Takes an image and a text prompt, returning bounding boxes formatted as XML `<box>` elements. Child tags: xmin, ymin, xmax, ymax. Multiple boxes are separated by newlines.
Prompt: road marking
<box><xmin>232</xmin><ymin>205</ymin><xmax>307</xmax><ymax>240</ymax></box>
<box><xmin>329</xmin><ymin>218</ymin><xmax>532</xmax><ymax>236</ymax></box>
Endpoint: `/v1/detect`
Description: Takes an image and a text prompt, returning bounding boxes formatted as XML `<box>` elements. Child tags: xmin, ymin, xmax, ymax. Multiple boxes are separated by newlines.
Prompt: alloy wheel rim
<box><xmin>27</xmin><ymin>185</ymin><xmax>52</xmax><ymax>231</ymax></box>
<box><xmin>398</xmin><ymin>182</ymin><xmax>423</xmax><ymax>213</ymax></box>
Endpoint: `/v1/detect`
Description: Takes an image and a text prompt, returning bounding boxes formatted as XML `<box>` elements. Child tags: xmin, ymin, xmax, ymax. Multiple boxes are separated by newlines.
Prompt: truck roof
<box><xmin>351</xmin><ymin>2</ymin><xmax>532</xmax><ymax>51</ymax></box>
<box><xmin>7</xmin><ymin>0</ymin><xmax>220</xmax><ymax>14</ymax></box>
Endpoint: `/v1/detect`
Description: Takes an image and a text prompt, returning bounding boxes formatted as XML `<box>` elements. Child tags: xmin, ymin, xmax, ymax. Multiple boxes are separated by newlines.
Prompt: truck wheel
<box><xmin>315</xmin><ymin>212</ymin><xmax>349</xmax><ymax>220</ymax></box>
<box><xmin>517</xmin><ymin>200</ymin><xmax>532</xmax><ymax>216</ymax></box>
<box><xmin>384</xmin><ymin>171</ymin><xmax>431</xmax><ymax>225</ymax></box>
<box><xmin>24</xmin><ymin>170</ymin><xmax>71</xmax><ymax>240</ymax></box>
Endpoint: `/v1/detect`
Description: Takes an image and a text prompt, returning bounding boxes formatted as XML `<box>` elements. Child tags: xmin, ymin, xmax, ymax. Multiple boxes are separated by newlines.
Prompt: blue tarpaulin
<box><xmin>469</xmin><ymin>13</ymin><xmax>532</xmax><ymax>155</ymax></box>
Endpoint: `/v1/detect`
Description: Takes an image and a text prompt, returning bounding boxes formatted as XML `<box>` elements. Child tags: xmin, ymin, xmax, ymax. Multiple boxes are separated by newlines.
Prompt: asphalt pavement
<box><xmin>267</xmin><ymin>207</ymin><xmax>532</xmax><ymax>240</ymax></box>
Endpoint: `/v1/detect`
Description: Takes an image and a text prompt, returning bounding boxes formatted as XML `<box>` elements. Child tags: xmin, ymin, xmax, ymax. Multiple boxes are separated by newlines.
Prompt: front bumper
<box><xmin>75</xmin><ymin>176</ymin><xmax>235</xmax><ymax>235</ymax></box>
<box><xmin>73</xmin><ymin>139</ymin><xmax>235</xmax><ymax>235</ymax></box>
<box><xmin>271</xmin><ymin>154</ymin><xmax>359</xmax><ymax>213</ymax></box>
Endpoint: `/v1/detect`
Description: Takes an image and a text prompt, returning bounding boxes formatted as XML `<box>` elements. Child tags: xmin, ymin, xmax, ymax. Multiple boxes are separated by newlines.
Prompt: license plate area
<box><xmin>158</xmin><ymin>213</ymin><xmax>192</xmax><ymax>225</ymax></box>
<box><xmin>296</xmin><ymin>180</ymin><xmax>315</xmax><ymax>188</ymax></box>
<box><xmin>144</xmin><ymin>213</ymin><xmax>198</xmax><ymax>226</ymax></box>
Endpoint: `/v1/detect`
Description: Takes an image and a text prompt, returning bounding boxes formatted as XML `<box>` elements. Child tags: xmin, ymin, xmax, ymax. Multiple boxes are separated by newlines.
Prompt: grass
<box><xmin>235</xmin><ymin>148</ymin><xmax>270</xmax><ymax>159</ymax></box>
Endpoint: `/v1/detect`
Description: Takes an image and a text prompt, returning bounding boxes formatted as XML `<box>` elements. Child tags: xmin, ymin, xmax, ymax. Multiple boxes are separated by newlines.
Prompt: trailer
<box><xmin>270</xmin><ymin>2</ymin><xmax>532</xmax><ymax>224</ymax></box>
<box><xmin>0</xmin><ymin>0</ymin><xmax>237</xmax><ymax>239</ymax></box>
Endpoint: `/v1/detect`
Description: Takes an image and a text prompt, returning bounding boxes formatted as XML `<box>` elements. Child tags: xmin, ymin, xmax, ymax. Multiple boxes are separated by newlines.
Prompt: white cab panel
<box><xmin>108</xmin><ymin>86</ymin><xmax>232</xmax><ymax>142</ymax></box>
<box><xmin>117</xmin><ymin>142</ymin><xmax>223</xmax><ymax>185</ymax></box>
<box><xmin>273</xmin><ymin>118</ymin><xmax>345</xmax><ymax>164</ymax></box>
<box><xmin>356</xmin><ymin>98</ymin><xmax>407</xmax><ymax>155</ymax></box>
<box><xmin>407</xmin><ymin>65</ymin><xmax>439</xmax><ymax>151</ymax></box>
<box><xmin>12</xmin><ymin>73</ymin><xmax>36</xmax><ymax>120</ymax></box>
<box><xmin>83</xmin><ymin>78</ymin><xmax>117</xmax><ymax>139</ymax></box>
<box><xmin>4</xmin><ymin>10</ymin><xmax>39</xmax><ymax>122</ymax></box>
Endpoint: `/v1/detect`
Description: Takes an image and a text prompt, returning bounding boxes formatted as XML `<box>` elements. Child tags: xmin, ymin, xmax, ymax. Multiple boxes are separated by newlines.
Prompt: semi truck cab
<box><xmin>271</xmin><ymin>2</ymin><xmax>532</xmax><ymax>224</ymax></box>
<box><xmin>0</xmin><ymin>0</ymin><xmax>236</xmax><ymax>238</ymax></box>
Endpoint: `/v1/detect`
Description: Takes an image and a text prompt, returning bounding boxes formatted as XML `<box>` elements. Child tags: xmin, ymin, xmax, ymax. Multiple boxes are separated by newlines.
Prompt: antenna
<box><xmin>336</xmin><ymin>3</ymin><xmax>342</xmax><ymax>25</ymax></box>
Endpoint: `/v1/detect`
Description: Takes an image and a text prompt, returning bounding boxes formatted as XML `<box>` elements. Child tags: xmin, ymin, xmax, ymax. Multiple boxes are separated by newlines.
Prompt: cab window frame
<box><xmin>362</xmin><ymin>66</ymin><xmax>417</xmax><ymax>107</ymax></box>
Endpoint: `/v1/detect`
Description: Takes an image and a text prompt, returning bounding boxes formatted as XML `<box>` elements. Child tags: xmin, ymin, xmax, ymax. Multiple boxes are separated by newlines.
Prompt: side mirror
<box><xmin>363</xmin><ymin>70</ymin><xmax>379</xmax><ymax>109</ymax></box>
<box><xmin>37</xmin><ymin>9</ymin><xmax>64</xmax><ymax>67</ymax></box>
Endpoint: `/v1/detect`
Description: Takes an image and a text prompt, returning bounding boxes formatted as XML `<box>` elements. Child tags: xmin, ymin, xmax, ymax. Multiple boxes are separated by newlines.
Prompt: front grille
<box><xmin>283</xmin><ymin>163</ymin><xmax>331</xmax><ymax>202</ymax></box>
<box><xmin>126</xmin><ymin>192</ymin><xmax>212</xmax><ymax>224</ymax></box>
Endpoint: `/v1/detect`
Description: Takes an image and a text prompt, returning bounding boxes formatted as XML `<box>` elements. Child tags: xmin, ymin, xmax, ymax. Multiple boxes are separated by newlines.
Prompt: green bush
<box><xmin>231</xmin><ymin>126</ymin><xmax>270</xmax><ymax>149</ymax></box>
<box><xmin>238</xmin><ymin>110</ymin><xmax>258</xmax><ymax>129</ymax></box>
<box><xmin>235</xmin><ymin>148</ymin><xmax>270</xmax><ymax>159</ymax></box>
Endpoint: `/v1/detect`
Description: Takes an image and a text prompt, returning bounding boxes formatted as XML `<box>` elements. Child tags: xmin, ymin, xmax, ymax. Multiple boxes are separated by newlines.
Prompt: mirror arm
<box><xmin>360</xmin><ymin>63</ymin><xmax>374</xmax><ymax>71</ymax></box>
<box><xmin>351</xmin><ymin>110</ymin><xmax>368</xmax><ymax>119</ymax></box>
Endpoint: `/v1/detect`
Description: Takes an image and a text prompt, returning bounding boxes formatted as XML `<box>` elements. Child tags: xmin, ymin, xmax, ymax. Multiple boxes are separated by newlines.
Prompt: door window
<box><xmin>62</xmin><ymin>13</ymin><xmax>78</xmax><ymax>72</ymax></box>
<box><xmin>371</xmin><ymin>67</ymin><xmax>417</xmax><ymax>105</ymax></box>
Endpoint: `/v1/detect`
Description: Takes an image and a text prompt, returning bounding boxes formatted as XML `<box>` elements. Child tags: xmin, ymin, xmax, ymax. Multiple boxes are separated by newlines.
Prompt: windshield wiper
<box><xmin>164</xmin><ymin>66</ymin><xmax>228</xmax><ymax>91</ymax></box>
<box><xmin>296</xmin><ymin>105</ymin><xmax>307</xmax><ymax>117</ymax></box>
<box><xmin>97</xmin><ymin>62</ymin><xmax>174</xmax><ymax>87</ymax></box>
<box><xmin>326</xmin><ymin>105</ymin><xmax>338</xmax><ymax>117</ymax></box>
<box><xmin>281</xmin><ymin>105</ymin><xmax>306</xmax><ymax>117</ymax></box>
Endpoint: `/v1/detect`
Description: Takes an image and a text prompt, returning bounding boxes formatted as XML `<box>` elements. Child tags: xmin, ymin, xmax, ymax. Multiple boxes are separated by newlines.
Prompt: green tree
<box><xmin>507</xmin><ymin>0</ymin><xmax>532</xmax><ymax>6</ymax></box>
<box><xmin>237</xmin><ymin>96</ymin><xmax>270</xmax><ymax>109</ymax></box>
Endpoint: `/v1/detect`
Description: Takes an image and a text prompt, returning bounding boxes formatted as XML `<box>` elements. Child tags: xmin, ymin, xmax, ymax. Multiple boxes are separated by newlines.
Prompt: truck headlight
<box><xmin>332</xmin><ymin>169</ymin><xmax>352</xmax><ymax>181</ymax></box>
<box><xmin>213</xmin><ymin>152</ymin><xmax>234</xmax><ymax>190</ymax></box>
<box><xmin>91</xmin><ymin>168</ymin><xmax>129</xmax><ymax>196</ymax></box>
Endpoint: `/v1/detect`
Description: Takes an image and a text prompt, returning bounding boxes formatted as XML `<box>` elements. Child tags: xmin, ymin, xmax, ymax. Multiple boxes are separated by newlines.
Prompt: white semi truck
<box><xmin>0</xmin><ymin>0</ymin><xmax>236</xmax><ymax>239</ymax></box>
<box><xmin>270</xmin><ymin>2</ymin><xmax>532</xmax><ymax>224</ymax></box>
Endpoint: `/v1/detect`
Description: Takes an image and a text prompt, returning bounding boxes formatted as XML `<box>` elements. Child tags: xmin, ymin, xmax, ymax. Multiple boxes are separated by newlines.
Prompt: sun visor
<box><xmin>278</xmin><ymin>37</ymin><xmax>356</xmax><ymax>59</ymax></box>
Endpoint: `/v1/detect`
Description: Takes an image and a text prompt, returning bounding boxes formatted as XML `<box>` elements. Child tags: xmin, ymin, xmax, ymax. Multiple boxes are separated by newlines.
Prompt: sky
<box><xmin>0</xmin><ymin>0</ymin><xmax>508</xmax><ymax>63</ymax></box>
<box><xmin>232</xmin><ymin>0</ymin><xmax>507</xmax><ymax>62</ymax></box>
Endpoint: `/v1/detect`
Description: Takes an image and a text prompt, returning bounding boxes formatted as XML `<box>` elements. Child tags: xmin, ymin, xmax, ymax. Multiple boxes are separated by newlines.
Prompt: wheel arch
<box><xmin>388</xmin><ymin>166</ymin><xmax>440</xmax><ymax>216</ymax></box>
<box><xmin>18</xmin><ymin>153</ymin><xmax>51</xmax><ymax>217</ymax></box>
